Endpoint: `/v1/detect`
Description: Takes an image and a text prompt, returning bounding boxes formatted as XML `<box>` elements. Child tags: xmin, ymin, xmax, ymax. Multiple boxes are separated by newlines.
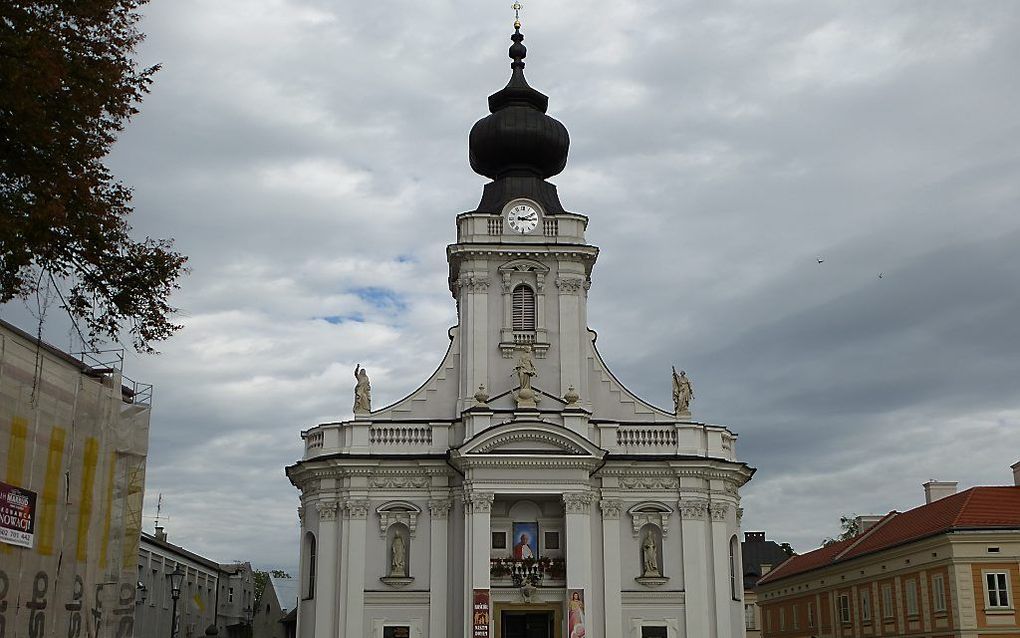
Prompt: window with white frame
<box><xmin>905</xmin><ymin>579</ymin><xmax>919</xmax><ymax>616</ymax></box>
<box><xmin>808</xmin><ymin>601</ymin><xmax>815</xmax><ymax>628</ymax></box>
<box><xmin>986</xmin><ymin>572</ymin><xmax>1010</xmax><ymax>609</ymax></box>
<box><xmin>932</xmin><ymin>574</ymin><xmax>947</xmax><ymax>612</ymax></box>
<box><xmin>745</xmin><ymin>604</ymin><xmax>756</xmax><ymax>630</ymax></box>
<box><xmin>839</xmin><ymin>594</ymin><xmax>851</xmax><ymax>624</ymax></box>
<box><xmin>882</xmin><ymin>584</ymin><xmax>894</xmax><ymax>619</ymax></box>
<box><xmin>861</xmin><ymin>588</ymin><xmax>871</xmax><ymax>621</ymax></box>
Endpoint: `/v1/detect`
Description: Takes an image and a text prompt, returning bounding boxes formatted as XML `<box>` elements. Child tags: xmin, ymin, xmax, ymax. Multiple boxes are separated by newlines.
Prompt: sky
<box><xmin>4</xmin><ymin>1</ymin><xmax>1020</xmax><ymax>574</ymax></box>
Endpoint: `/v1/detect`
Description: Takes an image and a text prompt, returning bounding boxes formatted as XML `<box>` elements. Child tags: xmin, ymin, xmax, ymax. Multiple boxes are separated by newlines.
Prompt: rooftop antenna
<box><xmin>154</xmin><ymin>493</ymin><xmax>163</xmax><ymax>530</ymax></box>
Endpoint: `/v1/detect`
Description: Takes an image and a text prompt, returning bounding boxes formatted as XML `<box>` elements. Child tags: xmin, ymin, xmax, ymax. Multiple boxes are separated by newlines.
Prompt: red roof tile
<box><xmin>758</xmin><ymin>486</ymin><xmax>1020</xmax><ymax>585</ymax></box>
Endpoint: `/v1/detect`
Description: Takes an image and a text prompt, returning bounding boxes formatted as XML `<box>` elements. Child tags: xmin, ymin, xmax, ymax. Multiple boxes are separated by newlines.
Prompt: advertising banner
<box><xmin>568</xmin><ymin>588</ymin><xmax>586</xmax><ymax>638</ymax></box>
<box><xmin>472</xmin><ymin>588</ymin><xmax>490</xmax><ymax>638</ymax></box>
<box><xmin>0</xmin><ymin>480</ymin><xmax>36</xmax><ymax>548</ymax></box>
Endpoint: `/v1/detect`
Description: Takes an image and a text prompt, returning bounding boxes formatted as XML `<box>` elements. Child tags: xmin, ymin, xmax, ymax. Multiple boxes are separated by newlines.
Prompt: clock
<box><xmin>507</xmin><ymin>203</ymin><xmax>539</xmax><ymax>234</ymax></box>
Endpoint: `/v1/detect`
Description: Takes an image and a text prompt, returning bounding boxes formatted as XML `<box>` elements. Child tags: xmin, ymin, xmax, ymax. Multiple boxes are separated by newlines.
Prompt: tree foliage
<box><xmin>822</xmin><ymin>513</ymin><xmax>861</xmax><ymax>546</ymax></box>
<box><xmin>0</xmin><ymin>0</ymin><xmax>187</xmax><ymax>352</ymax></box>
<box><xmin>253</xmin><ymin>569</ymin><xmax>292</xmax><ymax>610</ymax></box>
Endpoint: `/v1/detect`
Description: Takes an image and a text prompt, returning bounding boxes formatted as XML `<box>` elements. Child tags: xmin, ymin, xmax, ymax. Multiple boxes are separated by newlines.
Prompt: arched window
<box><xmin>730</xmin><ymin>534</ymin><xmax>740</xmax><ymax>600</ymax></box>
<box><xmin>304</xmin><ymin>531</ymin><xmax>316</xmax><ymax>599</ymax></box>
<box><xmin>512</xmin><ymin>285</ymin><xmax>536</xmax><ymax>331</ymax></box>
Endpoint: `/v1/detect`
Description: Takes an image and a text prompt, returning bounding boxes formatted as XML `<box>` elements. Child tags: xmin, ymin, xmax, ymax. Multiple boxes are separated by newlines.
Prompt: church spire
<box><xmin>468</xmin><ymin>18</ymin><xmax>571</xmax><ymax>214</ymax></box>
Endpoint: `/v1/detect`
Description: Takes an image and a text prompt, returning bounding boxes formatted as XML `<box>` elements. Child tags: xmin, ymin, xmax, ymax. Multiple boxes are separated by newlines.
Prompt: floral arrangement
<box><xmin>489</xmin><ymin>557</ymin><xmax>566</xmax><ymax>581</ymax></box>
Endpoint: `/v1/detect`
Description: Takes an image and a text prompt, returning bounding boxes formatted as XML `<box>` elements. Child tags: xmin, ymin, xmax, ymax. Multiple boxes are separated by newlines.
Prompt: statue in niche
<box><xmin>641</xmin><ymin>529</ymin><xmax>661</xmax><ymax>577</ymax></box>
<box><xmin>353</xmin><ymin>364</ymin><xmax>371</xmax><ymax>413</ymax></box>
<box><xmin>513</xmin><ymin>346</ymin><xmax>539</xmax><ymax>407</ymax></box>
<box><xmin>390</xmin><ymin>530</ymin><xmax>407</xmax><ymax>576</ymax></box>
<box><xmin>672</xmin><ymin>366</ymin><xmax>693</xmax><ymax>415</ymax></box>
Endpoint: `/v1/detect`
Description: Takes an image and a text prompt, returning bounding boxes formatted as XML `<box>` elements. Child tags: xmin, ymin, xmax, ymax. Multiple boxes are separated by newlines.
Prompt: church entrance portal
<box><xmin>501</xmin><ymin>611</ymin><xmax>554</xmax><ymax>638</ymax></box>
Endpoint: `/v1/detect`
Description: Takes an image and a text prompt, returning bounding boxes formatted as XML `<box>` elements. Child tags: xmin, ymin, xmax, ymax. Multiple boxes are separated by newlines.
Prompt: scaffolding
<box><xmin>0</xmin><ymin>319</ymin><xmax>151</xmax><ymax>637</ymax></box>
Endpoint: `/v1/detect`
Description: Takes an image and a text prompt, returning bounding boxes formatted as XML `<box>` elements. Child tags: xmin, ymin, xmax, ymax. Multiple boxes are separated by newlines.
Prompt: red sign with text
<box><xmin>472</xmin><ymin>589</ymin><xmax>490</xmax><ymax>637</ymax></box>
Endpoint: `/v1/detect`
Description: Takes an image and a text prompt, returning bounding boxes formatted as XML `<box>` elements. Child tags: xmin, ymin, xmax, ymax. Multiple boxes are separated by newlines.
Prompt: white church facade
<box><xmin>287</xmin><ymin>23</ymin><xmax>754</xmax><ymax>638</ymax></box>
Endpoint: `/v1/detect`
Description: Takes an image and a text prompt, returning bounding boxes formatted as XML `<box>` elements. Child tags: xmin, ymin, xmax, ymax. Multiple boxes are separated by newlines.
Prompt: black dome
<box><xmin>468</xmin><ymin>28</ymin><xmax>570</xmax><ymax>182</ymax></box>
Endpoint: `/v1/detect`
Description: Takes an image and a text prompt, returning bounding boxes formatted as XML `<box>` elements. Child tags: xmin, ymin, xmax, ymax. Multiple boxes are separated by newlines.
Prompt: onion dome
<box><xmin>468</xmin><ymin>26</ymin><xmax>570</xmax><ymax>214</ymax></box>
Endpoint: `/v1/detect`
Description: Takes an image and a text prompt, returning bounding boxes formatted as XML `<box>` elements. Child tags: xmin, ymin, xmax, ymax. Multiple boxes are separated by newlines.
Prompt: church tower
<box><xmin>288</xmin><ymin>22</ymin><xmax>753</xmax><ymax>638</ymax></box>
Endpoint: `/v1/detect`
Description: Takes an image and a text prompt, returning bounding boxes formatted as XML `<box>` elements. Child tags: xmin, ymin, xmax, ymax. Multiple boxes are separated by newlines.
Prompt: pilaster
<box><xmin>679</xmin><ymin>498</ymin><xmax>712</xmax><ymax>637</ymax></box>
<box><xmin>555</xmin><ymin>272</ymin><xmax>589</xmax><ymax>405</ymax></box>
<box><xmin>455</xmin><ymin>273</ymin><xmax>490</xmax><ymax>411</ymax></box>
<box><xmin>429</xmin><ymin>498</ymin><xmax>452</xmax><ymax>638</ymax></box>
<box><xmin>463</xmin><ymin>489</ymin><xmax>494</xmax><ymax>637</ymax></box>
<box><xmin>314</xmin><ymin>500</ymin><xmax>340</xmax><ymax>636</ymax></box>
<box><xmin>343</xmin><ymin>498</ymin><xmax>370</xmax><ymax>638</ymax></box>
<box><xmin>600</xmin><ymin>498</ymin><xmax>623</xmax><ymax>638</ymax></box>
<box><xmin>564</xmin><ymin>490</ymin><xmax>595</xmax><ymax>636</ymax></box>
<box><xmin>709</xmin><ymin>502</ymin><xmax>733</xmax><ymax>638</ymax></box>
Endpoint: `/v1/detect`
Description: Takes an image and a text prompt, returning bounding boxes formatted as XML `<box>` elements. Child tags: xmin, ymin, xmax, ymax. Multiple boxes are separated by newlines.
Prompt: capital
<box><xmin>563</xmin><ymin>491</ymin><xmax>594</xmax><ymax>514</ymax></box>
<box><xmin>464</xmin><ymin>490</ymin><xmax>494</xmax><ymax>514</ymax></box>
<box><xmin>599</xmin><ymin>499</ymin><xmax>622</xmax><ymax>519</ymax></box>
<box><xmin>429</xmin><ymin>499</ymin><xmax>453</xmax><ymax>519</ymax></box>
<box><xmin>678</xmin><ymin>498</ymin><xmax>709</xmax><ymax>520</ymax></box>
<box><xmin>345</xmin><ymin>499</ymin><xmax>371</xmax><ymax>519</ymax></box>
<box><xmin>316</xmin><ymin>500</ymin><xmax>340</xmax><ymax>521</ymax></box>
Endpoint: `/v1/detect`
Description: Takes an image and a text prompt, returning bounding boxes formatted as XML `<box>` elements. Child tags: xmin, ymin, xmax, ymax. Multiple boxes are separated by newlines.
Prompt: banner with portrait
<box><xmin>568</xmin><ymin>588</ymin><xmax>586</xmax><ymax>638</ymax></box>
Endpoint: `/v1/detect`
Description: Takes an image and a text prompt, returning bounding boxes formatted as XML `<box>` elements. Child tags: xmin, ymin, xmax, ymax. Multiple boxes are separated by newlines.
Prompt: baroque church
<box><xmin>287</xmin><ymin>20</ymin><xmax>753</xmax><ymax>638</ymax></box>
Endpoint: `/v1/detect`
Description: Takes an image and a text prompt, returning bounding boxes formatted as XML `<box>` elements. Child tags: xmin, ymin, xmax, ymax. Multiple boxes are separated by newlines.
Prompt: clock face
<box><xmin>507</xmin><ymin>203</ymin><xmax>539</xmax><ymax>234</ymax></box>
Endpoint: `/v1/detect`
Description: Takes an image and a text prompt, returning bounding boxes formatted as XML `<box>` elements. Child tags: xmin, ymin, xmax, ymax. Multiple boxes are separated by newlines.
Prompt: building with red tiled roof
<box><xmin>757</xmin><ymin>467</ymin><xmax>1020</xmax><ymax>638</ymax></box>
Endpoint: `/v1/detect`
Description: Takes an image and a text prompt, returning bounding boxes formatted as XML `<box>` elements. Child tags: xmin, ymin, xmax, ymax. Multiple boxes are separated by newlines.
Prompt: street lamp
<box><xmin>168</xmin><ymin>566</ymin><xmax>185</xmax><ymax>638</ymax></box>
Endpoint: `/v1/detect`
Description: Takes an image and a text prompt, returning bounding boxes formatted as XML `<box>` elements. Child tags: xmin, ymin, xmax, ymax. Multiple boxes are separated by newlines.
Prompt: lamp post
<box><xmin>169</xmin><ymin>566</ymin><xmax>185</xmax><ymax>638</ymax></box>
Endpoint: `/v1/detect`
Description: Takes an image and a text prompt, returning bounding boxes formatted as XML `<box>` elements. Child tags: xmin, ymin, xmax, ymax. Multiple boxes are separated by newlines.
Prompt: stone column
<box><xmin>314</xmin><ymin>501</ymin><xmax>340</xmax><ymax>636</ymax></box>
<box><xmin>564</xmin><ymin>491</ymin><xmax>595</xmax><ymax>636</ymax></box>
<box><xmin>599</xmin><ymin>499</ymin><xmax>623</xmax><ymax>638</ymax></box>
<box><xmin>709</xmin><ymin>502</ymin><xmax>733</xmax><ymax>638</ymax></box>
<box><xmin>343</xmin><ymin>499</ymin><xmax>370</xmax><ymax>638</ymax></box>
<box><xmin>679</xmin><ymin>498</ymin><xmax>712</xmax><ymax>637</ymax></box>
<box><xmin>429</xmin><ymin>498</ymin><xmax>452</xmax><ymax>638</ymax></box>
<box><xmin>463</xmin><ymin>490</ymin><xmax>494</xmax><ymax>637</ymax></box>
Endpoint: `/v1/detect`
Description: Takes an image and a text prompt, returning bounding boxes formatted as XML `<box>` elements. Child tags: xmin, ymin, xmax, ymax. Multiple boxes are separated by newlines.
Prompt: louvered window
<box><xmin>512</xmin><ymin>285</ymin><xmax>536</xmax><ymax>331</ymax></box>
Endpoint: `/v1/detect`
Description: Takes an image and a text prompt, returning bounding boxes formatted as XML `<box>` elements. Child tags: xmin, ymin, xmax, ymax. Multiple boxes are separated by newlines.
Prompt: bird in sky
<box><xmin>816</xmin><ymin>256</ymin><xmax>824</xmax><ymax>264</ymax></box>
<box><xmin>878</xmin><ymin>272</ymin><xmax>884</xmax><ymax>279</ymax></box>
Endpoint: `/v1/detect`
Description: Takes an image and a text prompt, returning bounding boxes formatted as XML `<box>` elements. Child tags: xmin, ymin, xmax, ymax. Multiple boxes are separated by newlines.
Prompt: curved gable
<box><xmin>458</xmin><ymin>421</ymin><xmax>606</xmax><ymax>458</ymax></box>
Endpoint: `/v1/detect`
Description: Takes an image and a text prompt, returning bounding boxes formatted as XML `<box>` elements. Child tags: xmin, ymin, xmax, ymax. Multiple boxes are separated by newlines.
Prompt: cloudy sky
<box><xmin>5</xmin><ymin>1</ymin><xmax>1020</xmax><ymax>574</ymax></box>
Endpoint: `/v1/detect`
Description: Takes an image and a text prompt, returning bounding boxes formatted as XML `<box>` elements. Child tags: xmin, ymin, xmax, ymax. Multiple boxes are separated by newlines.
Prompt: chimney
<box><xmin>744</xmin><ymin>531</ymin><xmax>766</xmax><ymax>543</ymax></box>
<box><xmin>761</xmin><ymin>563</ymin><xmax>773</xmax><ymax>575</ymax></box>
<box><xmin>855</xmin><ymin>515</ymin><xmax>884</xmax><ymax>533</ymax></box>
<box><xmin>155</xmin><ymin>525</ymin><xmax>167</xmax><ymax>542</ymax></box>
<box><xmin>1012</xmin><ymin>461</ymin><xmax>1020</xmax><ymax>487</ymax></box>
<box><xmin>923</xmin><ymin>480</ymin><xmax>958</xmax><ymax>504</ymax></box>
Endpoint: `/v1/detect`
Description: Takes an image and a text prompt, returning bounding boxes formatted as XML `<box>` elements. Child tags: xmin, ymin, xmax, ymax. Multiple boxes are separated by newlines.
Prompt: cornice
<box><xmin>447</xmin><ymin>245</ymin><xmax>599</xmax><ymax>262</ymax></box>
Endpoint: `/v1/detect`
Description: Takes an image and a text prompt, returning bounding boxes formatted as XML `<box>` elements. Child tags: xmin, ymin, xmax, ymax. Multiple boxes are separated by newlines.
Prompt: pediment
<box><xmin>457</xmin><ymin>421</ymin><xmax>606</xmax><ymax>458</ymax></box>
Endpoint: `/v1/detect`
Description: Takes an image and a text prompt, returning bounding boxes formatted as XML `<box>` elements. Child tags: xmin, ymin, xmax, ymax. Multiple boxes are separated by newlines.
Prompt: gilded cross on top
<box><xmin>512</xmin><ymin>2</ymin><xmax>523</xmax><ymax>28</ymax></box>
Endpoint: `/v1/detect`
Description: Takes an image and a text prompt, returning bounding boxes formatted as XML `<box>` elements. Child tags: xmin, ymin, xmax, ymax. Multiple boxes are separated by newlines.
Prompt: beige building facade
<box><xmin>757</xmin><ymin>475</ymin><xmax>1020</xmax><ymax>638</ymax></box>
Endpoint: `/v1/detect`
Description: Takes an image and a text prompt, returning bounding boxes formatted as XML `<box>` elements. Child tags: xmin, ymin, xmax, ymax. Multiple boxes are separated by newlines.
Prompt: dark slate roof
<box><xmin>741</xmin><ymin>533</ymin><xmax>794</xmax><ymax>590</ymax></box>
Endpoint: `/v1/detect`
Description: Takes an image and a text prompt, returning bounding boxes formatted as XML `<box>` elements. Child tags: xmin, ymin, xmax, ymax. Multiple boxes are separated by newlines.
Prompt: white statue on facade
<box><xmin>513</xmin><ymin>346</ymin><xmax>539</xmax><ymax>408</ymax></box>
<box><xmin>671</xmin><ymin>366</ymin><xmax>693</xmax><ymax>415</ymax></box>
<box><xmin>641</xmin><ymin>529</ymin><xmax>660</xmax><ymax>577</ymax></box>
<box><xmin>353</xmin><ymin>364</ymin><xmax>371</xmax><ymax>413</ymax></box>
<box><xmin>390</xmin><ymin>531</ymin><xmax>406</xmax><ymax>576</ymax></box>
